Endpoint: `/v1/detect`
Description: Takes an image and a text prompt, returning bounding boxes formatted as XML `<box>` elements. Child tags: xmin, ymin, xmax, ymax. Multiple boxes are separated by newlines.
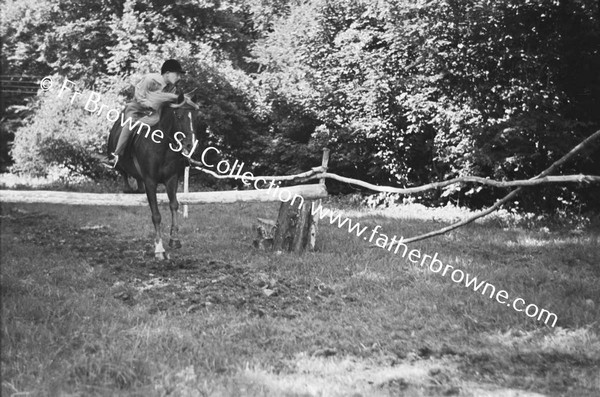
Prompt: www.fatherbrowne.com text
<box><xmin>255</xmin><ymin>187</ymin><xmax>558</xmax><ymax>328</ymax></box>
<box><xmin>307</xmin><ymin>202</ymin><xmax>558</xmax><ymax>327</ymax></box>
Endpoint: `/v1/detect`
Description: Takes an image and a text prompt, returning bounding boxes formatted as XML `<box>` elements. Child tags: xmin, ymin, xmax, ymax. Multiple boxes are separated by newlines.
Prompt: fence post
<box><xmin>183</xmin><ymin>166</ymin><xmax>189</xmax><ymax>218</ymax></box>
<box><xmin>320</xmin><ymin>148</ymin><xmax>330</xmax><ymax>186</ymax></box>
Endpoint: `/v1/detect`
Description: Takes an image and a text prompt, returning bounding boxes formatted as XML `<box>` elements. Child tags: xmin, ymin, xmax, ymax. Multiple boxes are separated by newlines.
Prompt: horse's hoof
<box><xmin>169</xmin><ymin>239</ymin><xmax>182</xmax><ymax>249</ymax></box>
<box><xmin>155</xmin><ymin>252</ymin><xmax>166</xmax><ymax>260</ymax></box>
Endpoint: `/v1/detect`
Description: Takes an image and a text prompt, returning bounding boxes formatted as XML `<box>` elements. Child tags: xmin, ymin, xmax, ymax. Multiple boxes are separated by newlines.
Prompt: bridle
<box><xmin>171</xmin><ymin>106</ymin><xmax>200</xmax><ymax>163</ymax></box>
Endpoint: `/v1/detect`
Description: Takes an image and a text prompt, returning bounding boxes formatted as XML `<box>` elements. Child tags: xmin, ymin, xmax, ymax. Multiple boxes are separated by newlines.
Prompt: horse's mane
<box><xmin>156</xmin><ymin>104</ymin><xmax>199</xmax><ymax>142</ymax></box>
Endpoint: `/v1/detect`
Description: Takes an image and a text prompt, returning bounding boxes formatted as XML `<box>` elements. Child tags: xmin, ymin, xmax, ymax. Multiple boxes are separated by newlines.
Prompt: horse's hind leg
<box><xmin>121</xmin><ymin>172</ymin><xmax>137</xmax><ymax>194</ymax></box>
<box><xmin>165</xmin><ymin>175</ymin><xmax>182</xmax><ymax>249</ymax></box>
<box><xmin>134</xmin><ymin>177</ymin><xmax>145</xmax><ymax>193</ymax></box>
<box><xmin>145</xmin><ymin>180</ymin><xmax>166</xmax><ymax>259</ymax></box>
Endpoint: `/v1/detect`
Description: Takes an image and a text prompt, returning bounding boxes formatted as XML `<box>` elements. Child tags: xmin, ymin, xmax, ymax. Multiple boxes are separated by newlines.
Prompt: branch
<box><xmin>186</xmin><ymin>130</ymin><xmax>600</xmax><ymax>245</ymax></box>
<box><xmin>403</xmin><ymin>129</ymin><xmax>600</xmax><ymax>244</ymax></box>
<box><xmin>188</xmin><ymin>158</ymin><xmax>324</xmax><ymax>182</ymax></box>
<box><xmin>188</xmin><ymin>158</ymin><xmax>600</xmax><ymax>191</ymax></box>
<box><xmin>311</xmin><ymin>173</ymin><xmax>600</xmax><ymax>193</ymax></box>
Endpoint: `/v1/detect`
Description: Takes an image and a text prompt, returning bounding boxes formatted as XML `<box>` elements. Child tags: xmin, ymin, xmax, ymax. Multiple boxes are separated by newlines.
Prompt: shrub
<box><xmin>10</xmin><ymin>75</ymin><xmax>128</xmax><ymax>179</ymax></box>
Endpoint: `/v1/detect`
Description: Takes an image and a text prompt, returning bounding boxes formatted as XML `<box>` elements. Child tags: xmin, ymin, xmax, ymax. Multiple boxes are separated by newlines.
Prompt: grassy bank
<box><xmin>1</xmin><ymin>195</ymin><xmax>599</xmax><ymax>396</ymax></box>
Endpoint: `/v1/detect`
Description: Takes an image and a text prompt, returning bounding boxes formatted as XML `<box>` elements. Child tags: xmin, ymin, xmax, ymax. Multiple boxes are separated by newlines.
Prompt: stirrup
<box><xmin>101</xmin><ymin>154</ymin><xmax>116</xmax><ymax>170</ymax></box>
<box><xmin>112</xmin><ymin>154</ymin><xmax>119</xmax><ymax>169</ymax></box>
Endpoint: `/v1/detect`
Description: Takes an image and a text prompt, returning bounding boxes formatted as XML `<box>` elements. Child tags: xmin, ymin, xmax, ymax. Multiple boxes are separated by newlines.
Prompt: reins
<box><xmin>166</xmin><ymin>106</ymin><xmax>200</xmax><ymax>165</ymax></box>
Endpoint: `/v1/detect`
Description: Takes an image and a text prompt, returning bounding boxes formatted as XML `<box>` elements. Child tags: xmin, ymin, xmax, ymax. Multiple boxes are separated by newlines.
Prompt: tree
<box><xmin>250</xmin><ymin>0</ymin><xmax>600</xmax><ymax>211</ymax></box>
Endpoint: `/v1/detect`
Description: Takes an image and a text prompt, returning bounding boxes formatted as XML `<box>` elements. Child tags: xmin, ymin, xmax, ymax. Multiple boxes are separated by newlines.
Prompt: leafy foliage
<box><xmin>10</xmin><ymin>77</ymin><xmax>126</xmax><ymax>179</ymax></box>
<box><xmin>251</xmin><ymin>0</ymin><xmax>600</xmax><ymax>210</ymax></box>
<box><xmin>3</xmin><ymin>0</ymin><xmax>599</xmax><ymax>212</ymax></box>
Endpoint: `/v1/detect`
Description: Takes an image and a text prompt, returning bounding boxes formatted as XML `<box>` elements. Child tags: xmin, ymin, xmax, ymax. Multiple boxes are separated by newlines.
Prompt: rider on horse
<box><xmin>109</xmin><ymin>59</ymin><xmax>188</xmax><ymax>168</ymax></box>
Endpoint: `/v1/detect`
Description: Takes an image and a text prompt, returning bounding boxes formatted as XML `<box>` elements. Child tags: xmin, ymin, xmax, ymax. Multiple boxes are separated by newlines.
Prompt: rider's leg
<box><xmin>114</xmin><ymin>124</ymin><xmax>133</xmax><ymax>157</ymax></box>
<box><xmin>112</xmin><ymin>125</ymin><xmax>133</xmax><ymax>167</ymax></box>
<box><xmin>137</xmin><ymin>111</ymin><xmax>160</xmax><ymax>127</ymax></box>
<box><xmin>111</xmin><ymin>104</ymin><xmax>144</xmax><ymax>166</ymax></box>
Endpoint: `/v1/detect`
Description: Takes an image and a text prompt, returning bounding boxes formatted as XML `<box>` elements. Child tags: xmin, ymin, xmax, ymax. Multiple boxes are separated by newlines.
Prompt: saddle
<box><xmin>120</xmin><ymin>106</ymin><xmax>163</xmax><ymax>159</ymax></box>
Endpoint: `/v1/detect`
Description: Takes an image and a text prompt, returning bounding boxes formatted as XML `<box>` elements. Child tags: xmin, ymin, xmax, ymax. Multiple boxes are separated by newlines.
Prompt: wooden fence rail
<box><xmin>0</xmin><ymin>184</ymin><xmax>328</xmax><ymax>206</ymax></box>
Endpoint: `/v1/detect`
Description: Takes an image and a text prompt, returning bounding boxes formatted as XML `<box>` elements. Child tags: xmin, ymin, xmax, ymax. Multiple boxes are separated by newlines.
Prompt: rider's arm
<box><xmin>134</xmin><ymin>73</ymin><xmax>181</xmax><ymax>110</ymax></box>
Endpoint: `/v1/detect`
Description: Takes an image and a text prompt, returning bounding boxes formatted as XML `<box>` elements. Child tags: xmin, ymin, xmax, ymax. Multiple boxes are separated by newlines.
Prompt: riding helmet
<box><xmin>161</xmin><ymin>59</ymin><xmax>186</xmax><ymax>75</ymax></box>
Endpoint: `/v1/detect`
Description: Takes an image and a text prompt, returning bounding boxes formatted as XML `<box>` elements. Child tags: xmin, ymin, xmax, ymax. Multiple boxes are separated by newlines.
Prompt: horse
<box><xmin>107</xmin><ymin>102</ymin><xmax>202</xmax><ymax>259</ymax></box>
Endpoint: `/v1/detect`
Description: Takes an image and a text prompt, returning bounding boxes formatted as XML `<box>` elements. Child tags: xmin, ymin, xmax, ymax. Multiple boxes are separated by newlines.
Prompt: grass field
<box><xmin>1</xmin><ymin>190</ymin><xmax>599</xmax><ymax>396</ymax></box>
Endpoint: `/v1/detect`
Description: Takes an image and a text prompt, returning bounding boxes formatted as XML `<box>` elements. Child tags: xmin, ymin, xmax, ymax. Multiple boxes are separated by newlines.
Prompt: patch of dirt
<box><xmin>110</xmin><ymin>258</ymin><xmax>336</xmax><ymax>318</ymax></box>
<box><xmin>460</xmin><ymin>345</ymin><xmax>600</xmax><ymax>396</ymax></box>
<box><xmin>240</xmin><ymin>354</ymin><xmax>548</xmax><ymax>397</ymax></box>
<box><xmin>2</xmin><ymin>205</ymin><xmax>351</xmax><ymax>319</ymax></box>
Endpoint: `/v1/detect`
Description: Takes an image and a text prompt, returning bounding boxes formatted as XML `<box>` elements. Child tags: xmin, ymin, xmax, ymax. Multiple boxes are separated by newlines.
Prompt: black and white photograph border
<box><xmin>1</xmin><ymin>1</ymin><xmax>599</xmax><ymax>396</ymax></box>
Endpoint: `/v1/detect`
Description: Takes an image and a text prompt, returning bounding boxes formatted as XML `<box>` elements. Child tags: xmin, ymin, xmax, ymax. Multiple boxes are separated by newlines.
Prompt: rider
<box><xmin>110</xmin><ymin>59</ymin><xmax>187</xmax><ymax>168</ymax></box>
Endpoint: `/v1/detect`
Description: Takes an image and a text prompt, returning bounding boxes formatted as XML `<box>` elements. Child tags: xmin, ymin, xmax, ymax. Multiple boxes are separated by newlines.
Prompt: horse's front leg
<box><xmin>145</xmin><ymin>180</ymin><xmax>166</xmax><ymax>259</ymax></box>
<box><xmin>165</xmin><ymin>175</ymin><xmax>182</xmax><ymax>249</ymax></box>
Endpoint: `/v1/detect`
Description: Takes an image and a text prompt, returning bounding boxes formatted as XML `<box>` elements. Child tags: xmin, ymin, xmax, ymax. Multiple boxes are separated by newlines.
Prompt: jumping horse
<box><xmin>107</xmin><ymin>102</ymin><xmax>201</xmax><ymax>259</ymax></box>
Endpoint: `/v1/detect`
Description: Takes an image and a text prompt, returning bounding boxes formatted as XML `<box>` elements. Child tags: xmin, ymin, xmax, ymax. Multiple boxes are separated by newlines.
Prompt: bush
<box><xmin>10</xmin><ymin>75</ymin><xmax>128</xmax><ymax>179</ymax></box>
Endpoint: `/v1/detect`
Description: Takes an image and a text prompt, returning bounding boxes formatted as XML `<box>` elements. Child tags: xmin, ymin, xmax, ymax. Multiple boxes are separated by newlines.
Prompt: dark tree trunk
<box><xmin>271</xmin><ymin>199</ymin><xmax>317</xmax><ymax>253</ymax></box>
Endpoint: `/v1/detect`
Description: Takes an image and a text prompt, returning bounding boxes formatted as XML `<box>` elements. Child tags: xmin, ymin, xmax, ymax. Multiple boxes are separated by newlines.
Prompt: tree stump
<box><xmin>252</xmin><ymin>199</ymin><xmax>317</xmax><ymax>253</ymax></box>
<box><xmin>253</xmin><ymin>218</ymin><xmax>276</xmax><ymax>250</ymax></box>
